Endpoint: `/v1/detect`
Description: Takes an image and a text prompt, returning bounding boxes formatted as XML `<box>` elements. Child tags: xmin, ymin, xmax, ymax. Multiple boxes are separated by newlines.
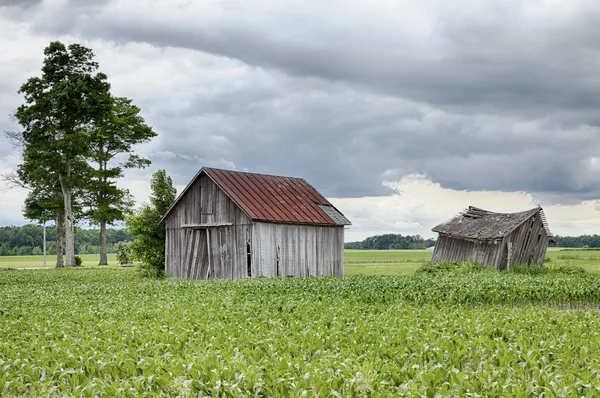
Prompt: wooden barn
<box><xmin>160</xmin><ymin>167</ymin><xmax>351</xmax><ymax>279</ymax></box>
<box><xmin>430</xmin><ymin>206</ymin><xmax>553</xmax><ymax>269</ymax></box>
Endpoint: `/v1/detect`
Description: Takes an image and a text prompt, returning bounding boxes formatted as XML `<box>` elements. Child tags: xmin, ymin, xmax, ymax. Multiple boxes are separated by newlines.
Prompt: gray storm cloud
<box><xmin>1</xmin><ymin>0</ymin><xmax>600</xmax><ymax>204</ymax></box>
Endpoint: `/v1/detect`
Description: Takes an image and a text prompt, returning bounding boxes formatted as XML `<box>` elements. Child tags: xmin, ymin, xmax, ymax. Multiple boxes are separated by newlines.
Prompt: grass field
<box><xmin>3</xmin><ymin>248</ymin><xmax>600</xmax><ymax>275</ymax></box>
<box><xmin>0</xmin><ymin>253</ymin><xmax>118</xmax><ymax>268</ymax></box>
<box><xmin>1</xmin><ymin>267</ymin><xmax>600</xmax><ymax>396</ymax></box>
<box><xmin>344</xmin><ymin>247</ymin><xmax>600</xmax><ymax>275</ymax></box>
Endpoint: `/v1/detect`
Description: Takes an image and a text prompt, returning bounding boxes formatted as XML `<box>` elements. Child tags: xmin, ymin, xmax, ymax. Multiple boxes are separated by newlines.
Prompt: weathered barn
<box><xmin>430</xmin><ymin>206</ymin><xmax>553</xmax><ymax>269</ymax></box>
<box><xmin>160</xmin><ymin>167</ymin><xmax>351</xmax><ymax>279</ymax></box>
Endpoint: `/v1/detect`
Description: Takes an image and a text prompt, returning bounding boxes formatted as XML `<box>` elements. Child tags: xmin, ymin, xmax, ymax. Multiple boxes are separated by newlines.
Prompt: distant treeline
<box><xmin>0</xmin><ymin>225</ymin><xmax>133</xmax><ymax>256</ymax></box>
<box><xmin>345</xmin><ymin>233</ymin><xmax>600</xmax><ymax>250</ymax></box>
<box><xmin>345</xmin><ymin>234</ymin><xmax>436</xmax><ymax>250</ymax></box>
<box><xmin>552</xmin><ymin>235</ymin><xmax>600</xmax><ymax>248</ymax></box>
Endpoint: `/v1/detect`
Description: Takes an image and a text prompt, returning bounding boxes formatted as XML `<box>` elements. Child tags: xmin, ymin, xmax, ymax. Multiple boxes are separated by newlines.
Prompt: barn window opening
<box><xmin>246</xmin><ymin>242</ymin><xmax>252</xmax><ymax>277</ymax></box>
<box><xmin>276</xmin><ymin>245</ymin><xmax>281</xmax><ymax>277</ymax></box>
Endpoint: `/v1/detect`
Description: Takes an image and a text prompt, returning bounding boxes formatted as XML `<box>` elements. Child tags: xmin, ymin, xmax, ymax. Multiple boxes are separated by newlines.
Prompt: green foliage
<box><xmin>415</xmin><ymin>260</ymin><xmax>489</xmax><ymax>275</ymax></box>
<box><xmin>84</xmin><ymin>96</ymin><xmax>156</xmax><ymax>264</ymax></box>
<box><xmin>345</xmin><ymin>233</ymin><xmax>436</xmax><ymax>250</ymax></box>
<box><xmin>347</xmin><ymin>233</ymin><xmax>600</xmax><ymax>250</ymax></box>
<box><xmin>0</xmin><ymin>224</ymin><xmax>132</xmax><ymax>255</ymax></box>
<box><xmin>149</xmin><ymin>169</ymin><xmax>177</xmax><ymax>215</ymax></box>
<box><xmin>14</xmin><ymin>41</ymin><xmax>113</xmax><ymax>267</ymax></box>
<box><xmin>127</xmin><ymin>170</ymin><xmax>176</xmax><ymax>278</ymax></box>
<box><xmin>114</xmin><ymin>242</ymin><xmax>131</xmax><ymax>265</ymax></box>
<box><xmin>416</xmin><ymin>261</ymin><xmax>588</xmax><ymax>277</ymax></box>
<box><xmin>74</xmin><ymin>255</ymin><xmax>82</xmax><ymax>267</ymax></box>
<box><xmin>553</xmin><ymin>234</ymin><xmax>600</xmax><ymax>248</ymax></box>
<box><xmin>505</xmin><ymin>264</ymin><xmax>583</xmax><ymax>275</ymax></box>
<box><xmin>2</xmin><ymin>268</ymin><xmax>600</xmax><ymax>395</ymax></box>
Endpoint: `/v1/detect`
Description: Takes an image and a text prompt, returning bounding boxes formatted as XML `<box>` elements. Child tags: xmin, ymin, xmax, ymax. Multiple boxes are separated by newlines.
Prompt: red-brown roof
<box><xmin>161</xmin><ymin>167</ymin><xmax>350</xmax><ymax>226</ymax></box>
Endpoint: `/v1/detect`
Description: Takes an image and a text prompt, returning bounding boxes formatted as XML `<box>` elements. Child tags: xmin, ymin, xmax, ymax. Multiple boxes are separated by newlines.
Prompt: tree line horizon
<box><xmin>344</xmin><ymin>233</ymin><xmax>600</xmax><ymax>250</ymax></box>
<box><xmin>0</xmin><ymin>223</ymin><xmax>596</xmax><ymax>256</ymax></box>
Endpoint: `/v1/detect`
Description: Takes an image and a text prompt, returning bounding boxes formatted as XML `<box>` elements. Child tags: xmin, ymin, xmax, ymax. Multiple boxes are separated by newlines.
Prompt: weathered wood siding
<box><xmin>504</xmin><ymin>213</ymin><xmax>548</xmax><ymax>268</ymax></box>
<box><xmin>251</xmin><ymin>222</ymin><xmax>344</xmax><ymax>277</ymax></box>
<box><xmin>164</xmin><ymin>174</ymin><xmax>252</xmax><ymax>279</ymax></box>
<box><xmin>431</xmin><ymin>234</ymin><xmax>502</xmax><ymax>266</ymax></box>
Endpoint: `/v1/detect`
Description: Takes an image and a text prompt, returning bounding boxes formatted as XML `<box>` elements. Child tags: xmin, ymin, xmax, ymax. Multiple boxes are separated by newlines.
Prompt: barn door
<box><xmin>183</xmin><ymin>229</ymin><xmax>209</xmax><ymax>279</ymax></box>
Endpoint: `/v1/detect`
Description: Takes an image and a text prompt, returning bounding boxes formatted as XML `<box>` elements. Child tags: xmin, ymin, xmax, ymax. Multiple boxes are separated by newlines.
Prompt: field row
<box><xmin>1</xmin><ymin>268</ymin><xmax>600</xmax><ymax>396</ymax></box>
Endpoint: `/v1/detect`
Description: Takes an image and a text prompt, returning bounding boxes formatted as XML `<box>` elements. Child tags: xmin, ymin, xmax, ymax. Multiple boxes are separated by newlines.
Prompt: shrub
<box><xmin>415</xmin><ymin>261</ymin><xmax>488</xmax><ymax>275</ymax></box>
<box><xmin>115</xmin><ymin>242</ymin><xmax>131</xmax><ymax>265</ymax></box>
<box><xmin>126</xmin><ymin>170</ymin><xmax>176</xmax><ymax>278</ymax></box>
<box><xmin>506</xmin><ymin>264</ymin><xmax>586</xmax><ymax>276</ymax></box>
<box><xmin>74</xmin><ymin>255</ymin><xmax>82</xmax><ymax>267</ymax></box>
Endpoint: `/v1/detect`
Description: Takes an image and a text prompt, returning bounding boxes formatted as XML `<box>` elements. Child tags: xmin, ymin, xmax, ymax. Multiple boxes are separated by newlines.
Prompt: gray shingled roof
<box><xmin>432</xmin><ymin>206</ymin><xmax>551</xmax><ymax>240</ymax></box>
<box><xmin>317</xmin><ymin>204</ymin><xmax>352</xmax><ymax>226</ymax></box>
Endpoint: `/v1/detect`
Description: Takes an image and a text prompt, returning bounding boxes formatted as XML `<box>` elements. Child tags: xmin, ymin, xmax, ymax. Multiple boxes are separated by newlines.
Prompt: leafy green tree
<box><xmin>85</xmin><ymin>96</ymin><xmax>156</xmax><ymax>265</ymax></box>
<box><xmin>127</xmin><ymin>170</ymin><xmax>176</xmax><ymax>277</ymax></box>
<box><xmin>14</xmin><ymin>41</ymin><xmax>112</xmax><ymax>267</ymax></box>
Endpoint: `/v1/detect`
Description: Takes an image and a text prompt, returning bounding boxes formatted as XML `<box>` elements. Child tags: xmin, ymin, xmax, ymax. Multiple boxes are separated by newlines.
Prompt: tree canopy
<box><xmin>12</xmin><ymin>41</ymin><xmax>155</xmax><ymax>267</ymax></box>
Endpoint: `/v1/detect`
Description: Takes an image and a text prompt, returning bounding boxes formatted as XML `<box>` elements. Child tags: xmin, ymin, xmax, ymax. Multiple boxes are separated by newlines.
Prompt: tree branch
<box><xmin>0</xmin><ymin>171</ymin><xmax>30</xmax><ymax>193</ymax></box>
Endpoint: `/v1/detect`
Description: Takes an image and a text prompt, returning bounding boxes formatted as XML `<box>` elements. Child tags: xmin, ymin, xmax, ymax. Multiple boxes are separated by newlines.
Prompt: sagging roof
<box><xmin>432</xmin><ymin>206</ymin><xmax>552</xmax><ymax>240</ymax></box>
<box><xmin>161</xmin><ymin>167</ymin><xmax>351</xmax><ymax>226</ymax></box>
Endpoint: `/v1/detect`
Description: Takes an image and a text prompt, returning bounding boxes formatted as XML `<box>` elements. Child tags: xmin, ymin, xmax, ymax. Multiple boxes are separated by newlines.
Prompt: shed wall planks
<box><xmin>165</xmin><ymin>174</ymin><xmax>251</xmax><ymax>278</ymax></box>
<box><xmin>251</xmin><ymin>222</ymin><xmax>344</xmax><ymax>278</ymax></box>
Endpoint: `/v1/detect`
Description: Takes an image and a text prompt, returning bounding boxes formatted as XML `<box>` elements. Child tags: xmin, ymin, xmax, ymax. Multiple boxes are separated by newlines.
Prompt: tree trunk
<box><xmin>55</xmin><ymin>213</ymin><xmax>64</xmax><ymax>268</ymax></box>
<box><xmin>59</xmin><ymin>175</ymin><xmax>76</xmax><ymax>267</ymax></box>
<box><xmin>99</xmin><ymin>220</ymin><xmax>108</xmax><ymax>265</ymax></box>
<box><xmin>43</xmin><ymin>221</ymin><xmax>46</xmax><ymax>267</ymax></box>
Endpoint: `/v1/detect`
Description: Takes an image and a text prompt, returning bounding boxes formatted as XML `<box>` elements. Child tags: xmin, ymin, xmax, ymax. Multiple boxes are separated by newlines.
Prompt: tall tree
<box><xmin>14</xmin><ymin>41</ymin><xmax>112</xmax><ymax>267</ymax></box>
<box><xmin>86</xmin><ymin>96</ymin><xmax>156</xmax><ymax>265</ymax></box>
<box><xmin>127</xmin><ymin>169</ymin><xmax>177</xmax><ymax>277</ymax></box>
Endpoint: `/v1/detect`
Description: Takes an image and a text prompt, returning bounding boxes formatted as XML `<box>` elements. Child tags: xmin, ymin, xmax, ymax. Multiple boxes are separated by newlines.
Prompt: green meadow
<box><xmin>344</xmin><ymin>247</ymin><xmax>600</xmax><ymax>276</ymax></box>
<box><xmin>2</xmin><ymin>248</ymin><xmax>600</xmax><ymax>275</ymax></box>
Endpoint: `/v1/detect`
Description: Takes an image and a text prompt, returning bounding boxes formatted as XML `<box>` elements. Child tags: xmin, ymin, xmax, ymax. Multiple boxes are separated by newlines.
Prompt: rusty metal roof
<box><xmin>432</xmin><ymin>206</ymin><xmax>551</xmax><ymax>240</ymax></box>
<box><xmin>161</xmin><ymin>167</ymin><xmax>351</xmax><ymax>226</ymax></box>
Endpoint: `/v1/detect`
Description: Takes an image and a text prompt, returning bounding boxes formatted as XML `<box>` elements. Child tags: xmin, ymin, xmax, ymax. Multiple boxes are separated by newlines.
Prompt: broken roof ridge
<box><xmin>432</xmin><ymin>205</ymin><xmax>546</xmax><ymax>240</ymax></box>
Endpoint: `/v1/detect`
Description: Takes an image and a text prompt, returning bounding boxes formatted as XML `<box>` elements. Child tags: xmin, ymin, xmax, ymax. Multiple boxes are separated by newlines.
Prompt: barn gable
<box><xmin>162</xmin><ymin>167</ymin><xmax>350</xmax><ymax>226</ymax></box>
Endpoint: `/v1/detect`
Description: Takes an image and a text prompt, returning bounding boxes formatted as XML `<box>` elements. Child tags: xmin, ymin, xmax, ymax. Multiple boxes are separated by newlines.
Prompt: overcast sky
<box><xmin>1</xmin><ymin>0</ymin><xmax>600</xmax><ymax>241</ymax></box>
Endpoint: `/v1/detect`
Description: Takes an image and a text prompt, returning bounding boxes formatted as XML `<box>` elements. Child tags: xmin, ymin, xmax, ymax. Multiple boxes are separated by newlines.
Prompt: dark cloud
<box><xmin>0</xmin><ymin>0</ymin><xmax>43</xmax><ymax>8</ymax></box>
<box><xmin>28</xmin><ymin>1</ymin><xmax>600</xmax><ymax>120</ymax></box>
<box><xmin>2</xmin><ymin>0</ymin><xmax>600</xmax><ymax>205</ymax></box>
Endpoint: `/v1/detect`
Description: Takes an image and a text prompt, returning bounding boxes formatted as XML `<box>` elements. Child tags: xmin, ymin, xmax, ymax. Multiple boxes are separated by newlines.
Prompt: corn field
<box><xmin>1</xmin><ymin>267</ymin><xmax>600</xmax><ymax>396</ymax></box>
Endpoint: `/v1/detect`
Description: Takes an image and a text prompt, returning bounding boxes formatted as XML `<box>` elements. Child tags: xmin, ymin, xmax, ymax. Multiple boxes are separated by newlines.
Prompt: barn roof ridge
<box><xmin>160</xmin><ymin>167</ymin><xmax>351</xmax><ymax>226</ymax></box>
<box><xmin>432</xmin><ymin>206</ymin><xmax>551</xmax><ymax>240</ymax></box>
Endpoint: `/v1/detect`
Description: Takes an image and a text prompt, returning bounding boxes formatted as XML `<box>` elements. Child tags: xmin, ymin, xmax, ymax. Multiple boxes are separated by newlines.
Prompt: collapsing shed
<box><xmin>160</xmin><ymin>167</ymin><xmax>351</xmax><ymax>279</ymax></box>
<box><xmin>430</xmin><ymin>206</ymin><xmax>553</xmax><ymax>269</ymax></box>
